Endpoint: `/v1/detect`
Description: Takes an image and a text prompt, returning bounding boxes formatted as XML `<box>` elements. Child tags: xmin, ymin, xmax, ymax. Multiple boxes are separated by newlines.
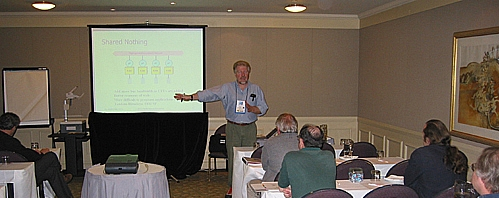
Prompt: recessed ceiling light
<box><xmin>284</xmin><ymin>4</ymin><xmax>307</xmax><ymax>13</ymax></box>
<box><xmin>32</xmin><ymin>1</ymin><xmax>56</xmax><ymax>11</ymax></box>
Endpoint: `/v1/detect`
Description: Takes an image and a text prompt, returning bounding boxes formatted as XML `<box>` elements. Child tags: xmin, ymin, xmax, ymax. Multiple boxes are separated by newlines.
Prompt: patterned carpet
<box><xmin>68</xmin><ymin>170</ymin><xmax>229</xmax><ymax>198</ymax></box>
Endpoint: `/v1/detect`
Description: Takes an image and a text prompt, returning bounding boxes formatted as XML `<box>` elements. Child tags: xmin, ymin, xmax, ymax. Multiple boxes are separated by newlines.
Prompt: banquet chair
<box><xmin>251</xmin><ymin>146</ymin><xmax>263</xmax><ymax>158</ymax></box>
<box><xmin>303</xmin><ymin>188</ymin><xmax>353</xmax><ymax>198</ymax></box>
<box><xmin>336</xmin><ymin>159</ymin><xmax>374</xmax><ymax>180</ymax></box>
<box><xmin>0</xmin><ymin>151</ymin><xmax>45</xmax><ymax>198</ymax></box>
<box><xmin>208</xmin><ymin>124</ymin><xmax>228</xmax><ymax>181</ymax></box>
<box><xmin>340</xmin><ymin>142</ymin><xmax>378</xmax><ymax>158</ymax></box>
<box><xmin>320</xmin><ymin>142</ymin><xmax>335</xmax><ymax>154</ymax></box>
<box><xmin>385</xmin><ymin>159</ymin><xmax>409</xmax><ymax>177</ymax></box>
<box><xmin>363</xmin><ymin>184</ymin><xmax>418</xmax><ymax>198</ymax></box>
<box><xmin>434</xmin><ymin>187</ymin><xmax>454</xmax><ymax>198</ymax></box>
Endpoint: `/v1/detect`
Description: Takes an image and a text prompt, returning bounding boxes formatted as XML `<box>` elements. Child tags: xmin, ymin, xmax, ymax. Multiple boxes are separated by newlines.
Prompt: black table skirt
<box><xmin>88</xmin><ymin>112</ymin><xmax>208</xmax><ymax>179</ymax></box>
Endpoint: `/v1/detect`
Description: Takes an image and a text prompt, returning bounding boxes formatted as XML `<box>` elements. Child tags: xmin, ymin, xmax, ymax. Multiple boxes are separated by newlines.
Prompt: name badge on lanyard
<box><xmin>235</xmin><ymin>100</ymin><xmax>246</xmax><ymax>114</ymax></box>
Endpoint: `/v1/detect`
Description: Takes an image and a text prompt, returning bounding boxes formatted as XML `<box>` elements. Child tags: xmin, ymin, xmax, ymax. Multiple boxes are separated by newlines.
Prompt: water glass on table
<box><xmin>371</xmin><ymin>170</ymin><xmax>381</xmax><ymax>180</ymax></box>
<box><xmin>2</xmin><ymin>155</ymin><xmax>9</xmax><ymax>164</ymax></box>
<box><xmin>31</xmin><ymin>142</ymin><xmax>39</xmax><ymax>150</ymax></box>
<box><xmin>377</xmin><ymin>150</ymin><xmax>384</xmax><ymax>159</ymax></box>
<box><xmin>454</xmin><ymin>180</ymin><xmax>478</xmax><ymax>198</ymax></box>
<box><xmin>349</xmin><ymin>167</ymin><xmax>363</xmax><ymax>183</ymax></box>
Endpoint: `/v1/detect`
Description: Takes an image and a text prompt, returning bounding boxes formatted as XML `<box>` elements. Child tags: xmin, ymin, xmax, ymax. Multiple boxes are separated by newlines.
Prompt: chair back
<box><xmin>0</xmin><ymin>150</ymin><xmax>28</xmax><ymax>162</ymax></box>
<box><xmin>208</xmin><ymin>134</ymin><xmax>227</xmax><ymax>154</ymax></box>
<box><xmin>320</xmin><ymin>142</ymin><xmax>335</xmax><ymax>155</ymax></box>
<box><xmin>434</xmin><ymin>187</ymin><xmax>454</xmax><ymax>198</ymax></box>
<box><xmin>340</xmin><ymin>142</ymin><xmax>378</xmax><ymax>158</ymax></box>
<box><xmin>385</xmin><ymin>159</ymin><xmax>409</xmax><ymax>177</ymax></box>
<box><xmin>251</xmin><ymin>146</ymin><xmax>263</xmax><ymax>158</ymax></box>
<box><xmin>265</xmin><ymin>128</ymin><xmax>278</xmax><ymax>139</ymax></box>
<box><xmin>336</xmin><ymin>159</ymin><xmax>374</xmax><ymax>180</ymax></box>
<box><xmin>363</xmin><ymin>184</ymin><xmax>418</xmax><ymax>198</ymax></box>
<box><xmin>214</xmin><ymin>124</ymin><xmax>226</xmax><ymax>135</ymax></box>
<box><xmin>303</xmin><ymin>188</ymin><xmax>353</xmax><ymax>198</ymax></box>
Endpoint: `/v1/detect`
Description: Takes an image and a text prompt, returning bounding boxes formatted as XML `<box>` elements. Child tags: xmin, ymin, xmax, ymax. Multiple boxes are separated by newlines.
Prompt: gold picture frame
<box><xmin>450</xmin><ymin>26</ymin><xmax>499</xmax><ymax>146</ymax></box>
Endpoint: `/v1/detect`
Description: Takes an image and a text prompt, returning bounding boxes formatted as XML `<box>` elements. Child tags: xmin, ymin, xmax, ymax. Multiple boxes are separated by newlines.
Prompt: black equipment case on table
<box><xmin>104</xmin><ymin>154</ymin><xmax>139</xmax><ymax>174</ymax></box>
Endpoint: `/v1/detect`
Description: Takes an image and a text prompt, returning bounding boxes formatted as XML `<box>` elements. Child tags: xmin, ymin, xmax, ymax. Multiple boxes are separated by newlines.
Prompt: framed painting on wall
<box><xmin>450</xmin><ymin>26</ymin><xmax>499</xmax><ymax>146</ymax></box>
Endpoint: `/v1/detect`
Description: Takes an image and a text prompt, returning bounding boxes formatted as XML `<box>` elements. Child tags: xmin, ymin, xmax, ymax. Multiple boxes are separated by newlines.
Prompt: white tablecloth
<box><xmin>259</xmin><ymin>179</ymin><xmax>403</xmax><ymax>198</ymax></box>
<box><xmin>233</xmin><ymin>147</ymin><xmax>256</xmax><ymax>198</ymax></box>
<box><xmin>336</xmin><ymin>157</ymin><xmax>404</xmax><ymax>177</ymax></box>
<box><xmin>81</xmin><ymin>162</ymin><xmax>170</xmax><ymax>198</ymax></box>
<box><xmin>0</xmin><ymin>184</ymin><xmax>5</xmax><ymax>198</ymax></box>
<box><xmin>233</xmin><ymin>146</ymin><xmax>344</xmax><ymax>198</ymax></box>
<box><xmin>0</xmin><ymin>162</ymin><xmax>37</xmax><ymax>198</ymax></box>
<box><xmin>240</xmin><ymin>156</ymin><xmax>404</xmax><ymax>198</ymax></box>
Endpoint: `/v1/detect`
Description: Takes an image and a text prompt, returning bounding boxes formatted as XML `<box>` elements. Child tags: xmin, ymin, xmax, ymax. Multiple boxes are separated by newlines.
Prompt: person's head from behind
<box><xmin>422</xmin><ymin>119</ymin><xmax>451</xmax><ymax>146</ymax></box>
<box><xmin>472</xmin><ymin>147</ymin><xmax>499</xmax><ymax>195</ymax></box>
<box><xmin>0</xmin><ymin>112</ymin><xmax>20</xmax><ymax>136</ymax></box>
<box><xmin>424</xmin><ymin>119</ymin><xmax>468</xmax><ymax>174</ymax></box>
<box><xmin>275</xmin><ymin>113</ymin><xmax>298</xmax><ymax>134</ymax></box>
<box><xmin>298</xmin><ymin>124</ymin><xmax>323</xmax><ymax>148</ymax></box>
<box><xmin>233</xmin><ymin>60</ymin><xmax>251</xmax><ymax>85</ymax></box>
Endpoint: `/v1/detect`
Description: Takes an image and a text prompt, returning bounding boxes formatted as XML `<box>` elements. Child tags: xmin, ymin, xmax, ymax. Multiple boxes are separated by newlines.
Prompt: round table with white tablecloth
<box><xmin>81</xmin><ymin>162</ymin><xmax>170</xmax><ymax>198</ymax></box>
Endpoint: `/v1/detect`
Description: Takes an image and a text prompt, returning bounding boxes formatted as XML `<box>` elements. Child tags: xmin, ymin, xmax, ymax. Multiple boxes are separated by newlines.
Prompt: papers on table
<box><xmin>243</xmin><ymin>157</ymin><xmax>262</xmax><ymax>166</ymax></box>
<box><xmin>384</xmin><ymin>175</ymin><xmax>404</xmax><ymax>184</ymax></box>
<box><xmin>339</xmin><ymin>156</ymin><xmax>359</xmax><ymax>160</ymax></box>
<box><xmin>250</xmin><ymin>182</ymin><xmax>280</xmax><ymax>192</ymax></box>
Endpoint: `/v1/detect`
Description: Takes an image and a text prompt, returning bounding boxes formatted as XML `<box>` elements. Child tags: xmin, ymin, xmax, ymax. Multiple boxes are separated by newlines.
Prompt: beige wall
<box><xmin>0</xmin><ymin>27</ymin><xmax>359</xmax><ymax>119</ymax></box>
<box><xmin>359</xmin><ymin>0</ymin><xmax>499</xmax><ymax>132</ymax></box>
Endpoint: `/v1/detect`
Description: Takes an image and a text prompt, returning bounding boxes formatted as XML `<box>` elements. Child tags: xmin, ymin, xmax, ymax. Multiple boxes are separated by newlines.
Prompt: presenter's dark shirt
<box><xmin>0</xmin><ymin>132</ymin><xmax>42</xmax><ymax>161</ymax></box>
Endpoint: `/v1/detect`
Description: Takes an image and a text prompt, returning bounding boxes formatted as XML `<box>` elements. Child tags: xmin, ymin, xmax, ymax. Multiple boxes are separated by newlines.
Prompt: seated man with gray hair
<box><xmin>471</xmin><ymin>147</ymin><xmax>499</xmax><ymax>198</ymax></box>
<box><xmin>247</xmin><ymin>113</ymin><xmax>299</xmax><ymax>198</ymax></box>
<box><xmin>278</xmin><ymin>124</ymin><xmax>336</xmax><ymax>198</ymax></box>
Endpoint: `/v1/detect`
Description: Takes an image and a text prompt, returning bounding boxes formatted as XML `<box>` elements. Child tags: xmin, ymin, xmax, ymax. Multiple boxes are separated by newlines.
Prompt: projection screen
<box><xmin>88</xmin><ymin>24</ymin><xmax>206</xmax><ymax>113</ymax></box>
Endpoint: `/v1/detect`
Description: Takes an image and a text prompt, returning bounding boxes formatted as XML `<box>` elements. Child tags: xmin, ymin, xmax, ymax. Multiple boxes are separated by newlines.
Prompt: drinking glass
<box><xmin>31</xmin><ymin>142</ymin><xmax>39</xmax><ymax>150</ymax></box>
<box><xmin>454</xmin><ymin>180</ymin><xmax>477</xmax><ymax>198</ymax></box>
<box><xmin>371</xmin><ymin>170</ymin><xmax>381</xmax><ymax>180</ymax></box>
<box><xmin>348</xmin><ymin>167</ymin><xmax>363</xmax><ymax>183</ymax></box>
<box><xmin>377</xmin><ymin>150</ymin><xmax>384</xmax><ymax>159</ymax></box>
<box><xmin>2</xmin><ymin>156</ymin><xmax>9</xmax><ymax>164</ymax></box>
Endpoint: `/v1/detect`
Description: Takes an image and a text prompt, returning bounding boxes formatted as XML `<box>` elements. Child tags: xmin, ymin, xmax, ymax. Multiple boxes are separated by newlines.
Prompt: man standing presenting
<box><xmin>0</xmin><ymin>112</ymin><xmax>73</xmax><ymax>198</ymax></box>
<box><xmin>174</xmin><ymin>60</ymin><xmax>269</xmax><ymax>194</ymax></box>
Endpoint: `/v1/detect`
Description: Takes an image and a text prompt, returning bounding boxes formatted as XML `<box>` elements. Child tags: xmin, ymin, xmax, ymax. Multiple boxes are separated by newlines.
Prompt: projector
<box><xmin>60</xmin><ymin>121</ymin><xmax>86</xmax><ymax>133</ymax></box>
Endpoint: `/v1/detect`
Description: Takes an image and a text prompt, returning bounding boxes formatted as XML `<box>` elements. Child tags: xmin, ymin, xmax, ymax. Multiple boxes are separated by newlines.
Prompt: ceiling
<box><xmin>0</xmin><ymin>0</ymin><xmax>413</xmax><ymax>17</ymax></box>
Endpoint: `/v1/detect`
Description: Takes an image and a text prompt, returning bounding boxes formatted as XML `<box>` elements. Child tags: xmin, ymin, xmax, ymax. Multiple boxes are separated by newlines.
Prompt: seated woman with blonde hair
<box><xmin>404</xmin><ymin>119</ymin><xmax>468</xmax><ymax>198</ymax></box>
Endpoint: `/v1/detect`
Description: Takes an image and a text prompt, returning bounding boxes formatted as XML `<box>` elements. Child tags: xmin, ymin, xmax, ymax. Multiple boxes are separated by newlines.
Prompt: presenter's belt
<box><xmin>227</xmin><ymin>120</ymin><xmax>255</xmax><ymax>126</ymax></box>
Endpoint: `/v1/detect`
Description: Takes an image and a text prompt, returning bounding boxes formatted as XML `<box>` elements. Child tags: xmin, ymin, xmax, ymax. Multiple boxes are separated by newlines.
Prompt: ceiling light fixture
<box><xmin>32</xmin><ymin>1</ymin><xmax>56</xmax><ymax>11</ymax></box>
<box><xmin>284</xmin><ymin>4</ymin><xmax>306</xmax><ymax>13</ymax></box>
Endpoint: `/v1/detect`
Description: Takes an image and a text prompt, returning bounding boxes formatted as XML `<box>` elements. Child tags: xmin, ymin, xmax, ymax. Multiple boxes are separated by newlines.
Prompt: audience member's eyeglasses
<box><xmin>471</xmin><ymin>163</ymin><xmax>476</xmax><ymax>171</ymax></box>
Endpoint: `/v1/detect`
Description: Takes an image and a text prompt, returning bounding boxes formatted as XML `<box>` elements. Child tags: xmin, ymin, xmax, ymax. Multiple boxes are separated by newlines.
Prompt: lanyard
<box><xmin>235</xmin><ymin>82</ymin><xmax>249</xmax><ymax>101</ymax></box>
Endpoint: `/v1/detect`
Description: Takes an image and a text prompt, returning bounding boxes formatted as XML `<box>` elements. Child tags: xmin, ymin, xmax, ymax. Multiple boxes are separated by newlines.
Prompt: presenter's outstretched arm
<box><xmin>174</xmin><ymin>93</ymin><xmax>198</xmax><ymax>102</ymax></box>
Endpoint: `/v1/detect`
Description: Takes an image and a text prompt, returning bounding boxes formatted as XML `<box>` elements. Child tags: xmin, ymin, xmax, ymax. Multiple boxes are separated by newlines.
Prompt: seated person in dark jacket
<box><xmin>404</xmin><ymin>119</ymin><xmax>468</xmax><ymax>198</ymax></box>
<box><xmin>0</xmin><ymin>112</ymin><xmax>73</xmax><ymax>198</ymax></box>
<box><xmin>472</xmin><ymin>147</ymin><xmax>499</xmax><ymax>198</ymax></box>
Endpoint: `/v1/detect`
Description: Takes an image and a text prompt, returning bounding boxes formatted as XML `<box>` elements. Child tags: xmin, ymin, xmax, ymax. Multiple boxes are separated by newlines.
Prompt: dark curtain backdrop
<box><xmin>88</xmin><ymin>112</ymin><xmax>208</xmax><ymax>179</ymax></box>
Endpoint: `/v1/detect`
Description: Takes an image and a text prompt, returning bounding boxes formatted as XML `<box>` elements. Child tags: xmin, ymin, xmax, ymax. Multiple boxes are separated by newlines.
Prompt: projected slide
<box><xmin>90</xmin><ymin>26</ymin><xmax>205</xmax><ymax>113</ymax></box>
